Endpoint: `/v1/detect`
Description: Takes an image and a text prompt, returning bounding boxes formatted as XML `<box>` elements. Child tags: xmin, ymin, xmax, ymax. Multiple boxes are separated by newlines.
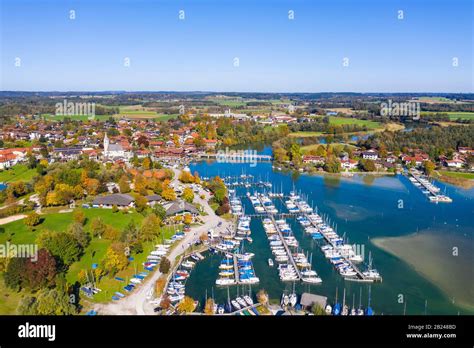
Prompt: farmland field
<box><xmin>288</xmin><ymin>131</ymin><xmax>323</xmax><ymax>137</ymax></box>
<box><xmin>327</xmin><ymin>116</ymin><xmax>381</xmax><ymax>129</ymax></box>
<box><xmin>42</xmin><ymin>114</ymin><xmax>112</xmax><ymax>121</ymax></box>
<box><xmin>446</xmin><ymin>112</ymin><xmax>474</xmax><ymax>120</ymax></box>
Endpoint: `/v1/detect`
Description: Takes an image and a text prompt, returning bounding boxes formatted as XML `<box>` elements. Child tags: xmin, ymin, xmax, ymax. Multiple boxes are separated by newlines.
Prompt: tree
<box><xmin>216</xmin><ymin>202</ymin><xmax>230</xmax><ymax>216</ymax></box>
<box><xmin>152</xmin><ymin>203</ymin><xmax>167</xmax><ymax>221</ymax></box>
<box><xmin>134</xmin><ymin>174</ymin><xmax>147</xmax><ymax>195</ymax></box>
<box><xmin>161</xmin><ymin>187</ymin><xmax>176</xmax><ymax>201</ymax></box>
<box><xmin>90</xmin><ymin>217</ymin><xmax>106</xmax><ymax>237</ymax></box>
<box><xmin>324</xmin><ymin>156</ymin><xmax>341</xmax><ymax>173</ymax></box>
<box><xmin>183</xmin><ymin>214</ymin><xmax>193</xmax><ymax>225</ymax></box>
<box><xmin>359</xmin><ymin>159</ymin><xmax>376</xmax><ymax>172</ymax></box>
<box><xmin>118</xmin><ymin>175</ymin><xmax>131</xmax><ymax>193</ymax></box>
<box><xmin>17</xmin><ymin>288</ymin><xmax>76</xmax><ymax>315</ymax></box>
<box><xmin>103</xmin><ymin>225</ymin><xmax>120</xmax><ymax>240</ymax></box>
<box><xmin>213</xmin><ymin>187</ymin><xmax>226</xmax><ymax>204</ymax></box>
<box><xmin>4</xmin><ymin>257</ymin><xmax>27</xmax><ymax>291</ymax></box>
<box><xmin>159</xmin><ymin>294</ymin><xmax>171</xmax><ymax>309</ymax></box>
<box><xmin>179</xmin><ymin>171</ymin><xmax>194</xmax><ymax>183</ymax></box>
<box><xmin>142</xmin><ymin>157</ymin><xmax>152</xmax><ymax>169</ymax></box>
<box><xmin>311</xmin><ymin>302</ymin><xmax>327</xmax><ymax>315</ymax></box>
<box><xmin>103</xmin><ymin>242</ymin><xmax>129</xmax><ymax>274</ymax></box>
<box><xmin>182</xmin><ymin>187</ymin><xmax>194</xmax><ymax>203</ymax></box>
<box><xmin>140</xmin><ymin>213</ymin><xmax>161</xmax><ymax>241</ymax></box>
<box><xmin>73</xmin><ymin>210</ymin><xmax>86</xmax><ymax>225</ymax></box>
<box><xmin>135</xmin><ymin>194</ymin><xmax>148</xmax><ymax>213</ymax></box>
<box><xmin>314</xmin><ymin>145</ymin><xmax>327</xmax><ymax>157</ymax></box>
<box><xmin>204</xmin><ymin>298</ymin><xmax>215</xmax><ymax>315</ymax></box>
<box><xmin>159</xmin><ymin>257</ymin><xmax>171</xmax><ymax>274</ymax></box>
<box><xmin>273</xmin><ymin>146</ymin><xmax>289</xmax><ymax>163</ymax></box>
<box><xmin>112</xmin><ymin>204</ymin><xmax>119</xmax><ymax>213</ymax></box>
<box><xmin>423</xmin><ymin>160</ymin><xmax>436</xmax><ymax>176</ymax></box>
<box><xmin>37</xmin><ymin>231</ymin><xmax>83</xmax><ymax>267</ymax></box>
<box><xmin>84</xmin><ymin>178</ymin><xmax>101</xmax><ymax>195</ymax></box>
<box><xmin>177</xmin><ymin>296</ymin><xmax>196</xmax><ymax>313</ymax></box>
<box><xmin>24</xmin><ymin>249</ymin><xmax>57</xmax><ymax>290</ymax></box>
<box><xmin>67</xmin><ymin>222</ymin><xmax>90</xmax><ymax>248</ymax></box>
<box><xmin>24</xmin><ymin>212</ymin><xmax>41</xmax><ymax>228</ymax></box>
<box><xmin>256</xmin><ymin>289</ymin><xmax>268</xmax><ymax>305</ymax></box>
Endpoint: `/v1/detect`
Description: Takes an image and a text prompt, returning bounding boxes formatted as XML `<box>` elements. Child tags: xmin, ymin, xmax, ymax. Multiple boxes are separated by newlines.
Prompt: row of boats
<box><xmin>285</xmin><ymin>191</ymin><xmax>314</xmax><ymax>214</ymax></box>
<box><xmin>214</xmin><ymin>215</ymin><xmax>252</xmax><ymax>252</ymax></box>
<box><xmin>325</xmin><ymin>288</ymin><xmax>374</xmax><ymax>316</ymax></box>
<box><xmin>166</xmin><ymin>252</ymin><xmax>206</xmax><ymax>303</ymax></box>
<box><xmin>215</xmin><ymin>252</ymin><xmax>260</xmax><ymax>286</ymax></box>
<box><xmin>297</xmin><ymin>210</ymin><xmax>382</xmax><ymax>282</ymax></box>
<box><xmin>409</xmin><ymin>172</ymin><xmax>452</xmax><ymax>203</ymax></box>
<box><xmin>248</xmin><ymin>192</ymin><xmax>278</xmax><ymax>214</ymax></box>
<box><xmin>263</xmin><ymin>217</ymin><xmax>322</xmax><ymax>284</ymax></box>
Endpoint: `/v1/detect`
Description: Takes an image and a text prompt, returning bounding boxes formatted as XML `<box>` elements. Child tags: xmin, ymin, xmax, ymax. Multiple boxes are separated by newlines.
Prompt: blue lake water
<box><xmin>185</xmin><ymin>147</ymin><xmax>474</xmax><ymax>314</ymax></box>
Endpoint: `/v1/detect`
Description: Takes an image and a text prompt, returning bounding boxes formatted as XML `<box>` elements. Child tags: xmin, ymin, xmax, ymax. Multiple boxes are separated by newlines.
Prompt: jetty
<box><xmin>300</xmin><ymin>210</ymin><xmax>381</xmax><ymax>283</ymax></box>
<box><xmin>407</xmin><ymin>170</ymin><xmax>452</xmax><ymax>203</ymax></box>
<box><xmin>233</xmin><ymin>254</ymin><xmax>240</xmax><ymax>284</ymax></box>
<box><xmin>270</xmin><ymin>215</ymin><xmax>302</xmax><ymax>281</ymax></box>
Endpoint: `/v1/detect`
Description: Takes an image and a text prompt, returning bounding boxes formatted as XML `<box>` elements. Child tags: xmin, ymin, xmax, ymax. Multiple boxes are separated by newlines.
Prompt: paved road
<box><xmin>95</xmin><ymin>168</ymin><xmax>231</xmax><ymax>315</ymax></box>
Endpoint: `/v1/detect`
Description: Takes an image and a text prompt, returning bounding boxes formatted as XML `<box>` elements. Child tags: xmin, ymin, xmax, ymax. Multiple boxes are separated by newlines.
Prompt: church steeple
<box><xmin>104</xmin><ymin>133</ymin><xmax>109</xmax><ymax>153</ymax></box>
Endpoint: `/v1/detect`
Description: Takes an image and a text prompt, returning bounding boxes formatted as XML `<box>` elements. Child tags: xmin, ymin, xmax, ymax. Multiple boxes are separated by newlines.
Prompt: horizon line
<box><xmin>1</xmin><ymin>90</ymin><xmax>473</xmax><ymax>95</ymax></box>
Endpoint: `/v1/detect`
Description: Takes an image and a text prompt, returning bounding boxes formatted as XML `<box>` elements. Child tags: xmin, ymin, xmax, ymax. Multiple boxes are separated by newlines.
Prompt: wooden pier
<box><xmin>407</xmin><ymin>171</ymin><xmax>452</xmax><ymax>203</ymax></box>
<box><xmin>301</xmin><ymin>211</ymin><xmax>381</xmax><ymax>283</ymax></box>
<box><xmin>269</xmin><ymin>215</ymin><xmax>302</xmax><ymax>281</ymax></box>
<box><xmin>233</xmin><ymin>254</ymin><xmax>240</xmax><ymax>284</ymax></box>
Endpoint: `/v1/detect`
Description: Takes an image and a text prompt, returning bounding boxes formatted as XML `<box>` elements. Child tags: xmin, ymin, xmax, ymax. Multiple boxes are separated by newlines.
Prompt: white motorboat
<box><xmin>268</xmin><ymin>258</ymin><xmax>274</xmax><ymax>267</ymax></box>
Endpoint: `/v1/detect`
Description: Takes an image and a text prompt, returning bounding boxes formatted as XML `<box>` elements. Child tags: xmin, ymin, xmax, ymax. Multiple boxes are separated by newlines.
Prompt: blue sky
<box><xmin>1</xmin><ymin>0</ymin><xmax>472</xmax><ymax>92</ymax></box>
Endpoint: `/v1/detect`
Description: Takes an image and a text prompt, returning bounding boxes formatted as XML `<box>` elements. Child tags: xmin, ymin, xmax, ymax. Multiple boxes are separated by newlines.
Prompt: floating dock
<box><xmin>408</xmin><ymin>171</ymin><xmax>452</xmax><ymax>203</ymax></box>
<box><xmin>269</xmin><ymin>215</ymin><xmax>302</xmax><ymax>281</ymax></box>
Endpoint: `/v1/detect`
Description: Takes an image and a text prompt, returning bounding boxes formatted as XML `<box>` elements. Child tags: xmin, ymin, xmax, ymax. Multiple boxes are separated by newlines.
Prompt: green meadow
<box><xmin>0</xmin><ymin>164</ymin><xmax>38</xmax><ymax>183</ymax></box>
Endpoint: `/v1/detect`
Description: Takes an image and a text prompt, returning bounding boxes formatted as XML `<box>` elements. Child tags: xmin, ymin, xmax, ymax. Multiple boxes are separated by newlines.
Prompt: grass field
<box><xmin>42</xmin><ymin>114</ymin><xmax>112</xmax><ymax>121</ymax></box>
<box><xmin>0</xmin><ymin>164</ymin><xmax>38</xmax><ymax>183</ymax></box>
<box><xmin>289</xmin><ymin>116</ymin><xmax>382</xmax><ymax>138</ymax></box>
<box><xmin>301</xmin><ymin>143</ymin><xmax>356</xmax><ymax>154</ymax></box>
<box><xmin>414</xmin><ymin>97</ymin><xmax>457</xmax><ymax>104</ymax></box>
<box><xmin>439</xmin><ymin>171</ymin><xmax>474</xmax><ymax>180</ymax></box>
<box><xmin>326</xmin><ymin>116</ymin><xmax>381</xmax><ymax>129</ymax></box>
<box><xmin>209</xmin><ymin>98</ymin><xmax>247</xmax><ymax>107</ymax></box>
<box><xmin>0</xmin><ymin>208</ymin><xmax>144</xmax><ymax>246</ymax></box>
<box><xmin>0</xmin><ymin>208</ymin><xmax>185</xmax><ymax>310</ymax></box>
<box><xmin>288</xmin><ymin>131</ymin><xmax>324</xmax><ymax>138</ymax></box>
<box><xmin>0</xmin><ymin>279</ymin><xmax>25</xmax><ymax>314</ymax></box>
<box><xmin>446</xmin><ymin>112</ymin><xmax>474</xmax><ymax>120</ymax></box>
<box><xmin>422</xmin><ymin>111</ymin><xmax>474</xmax><ymax>120</ymax></box>
<box><xmin>154</xmin><ymin>114</ymin><xmax>180</xmax><ymax>122</ymax></box>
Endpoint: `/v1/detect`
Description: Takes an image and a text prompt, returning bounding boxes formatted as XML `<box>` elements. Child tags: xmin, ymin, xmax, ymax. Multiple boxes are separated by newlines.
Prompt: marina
<box><xmin>408</xmin><ymin>169</ymin><xmax>453</xmax><ymax>203</ymax></box>
<box><xmin>183</xmin><ymin>154</ymin><xmax>473</xmax><ymax>315</ymax></box>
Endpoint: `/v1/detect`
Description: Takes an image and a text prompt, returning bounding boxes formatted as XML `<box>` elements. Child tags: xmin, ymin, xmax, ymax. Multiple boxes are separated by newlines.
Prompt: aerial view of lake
<box><xmin>185</xmin><ymin>146</ymin><xmax>474</xmax><ymax>315</ymax></box>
